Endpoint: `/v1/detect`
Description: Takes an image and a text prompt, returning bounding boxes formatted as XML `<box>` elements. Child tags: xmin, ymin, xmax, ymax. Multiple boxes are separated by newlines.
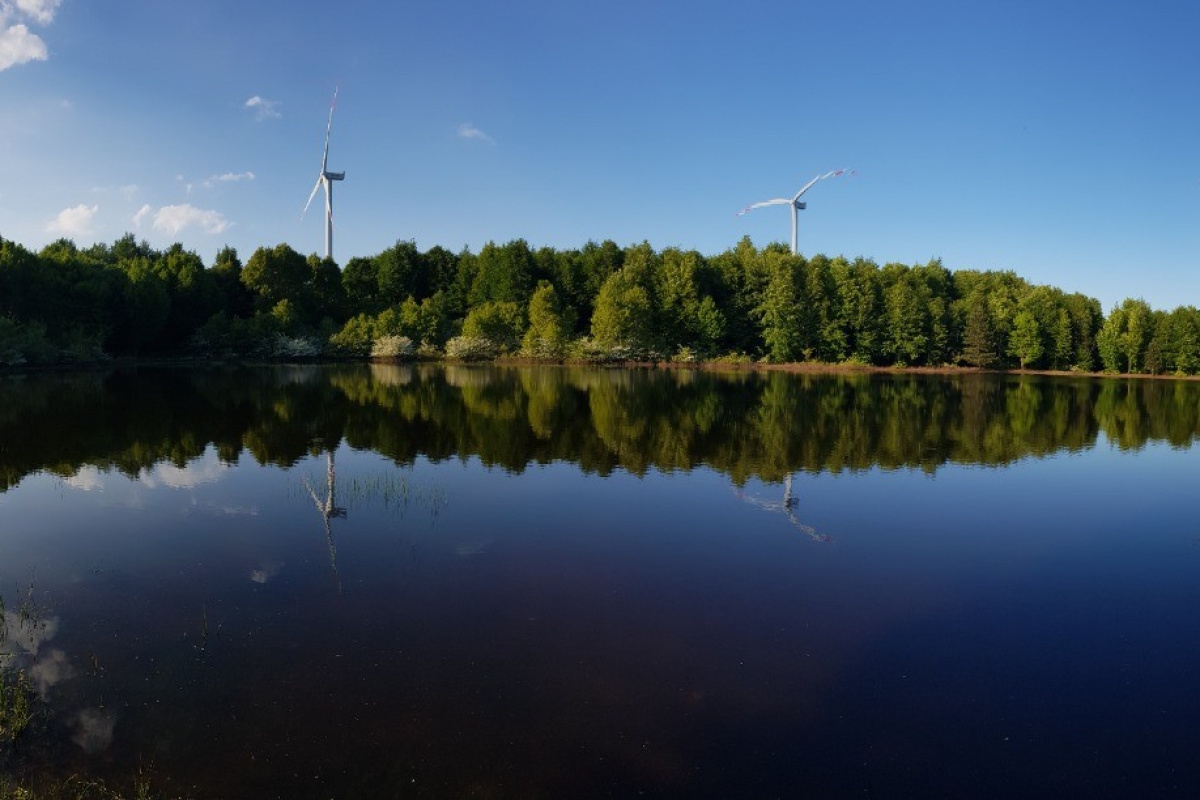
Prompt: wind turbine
<box><xmin>738</xmin><ymin>169</ymin><xmax>854</xmax><ymax>255</ymax></box>
<box><xmin>734</xmin><ymin>473</ymin><xmax>830</xmax><ymax>543</ymax></box>
<box><xmin>302</xmin><ymin>88</ymin><xmax>345</xmax><ymax>261</ymax></box>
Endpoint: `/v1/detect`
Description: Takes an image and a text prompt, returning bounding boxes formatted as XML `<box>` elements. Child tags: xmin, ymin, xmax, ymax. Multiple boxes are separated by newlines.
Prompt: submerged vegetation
<box><xmin>1</xmin><ymin>234</ymin><xmax>1196</xmax><ymax>374</ymax></box>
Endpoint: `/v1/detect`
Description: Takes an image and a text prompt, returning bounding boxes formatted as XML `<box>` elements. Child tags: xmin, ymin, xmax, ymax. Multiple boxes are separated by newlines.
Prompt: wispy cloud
<box><xmin>132</xmin><ymin>204</ymin><xmax>151</xmax><ymax>229</ymax></box>
<box><xmin>0</xmin><ymin>0</ymin><xmax>62</xmax><ymax>71</ymax></box>
<box><xmin>244</xmin><ymin>95</ymin><xmax>281</xmax><ymax>120</ymax></box>
<box><xmin>457</xmin><ymin>122</ymin><xmax>496</xmax><ymax>145</ymax></box>
<box><xmin>46</xmin><ymin>204</ymin><xmax>99</xmax><ymax>237</ymax></box>
<box><xmin>152</xmin><ymin>204</ymin><xmax>230</xmax><ymax>236</ymax></box>
<box><xmin>201</xmin><ymin>171</ymin><xmax>255</xmax><ymax>189</ymax></box>
<box><xmin>212</xmin><ymin>171</ymin><xmax>254</xmax><ymax>183</ymax></box>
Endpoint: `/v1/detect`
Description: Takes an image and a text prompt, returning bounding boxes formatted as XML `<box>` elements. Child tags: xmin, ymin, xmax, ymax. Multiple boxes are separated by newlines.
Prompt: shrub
<box><xmin>271</xmin><ymin>334</ymin><xmax>321</xmax><ymax>359</ymax></box>
<box><xmin>370</xmin><ymin>335</ymin><xmax>414</xmax><ymax>359</ymax></box>
<box><xmin>444</xmin><ymin>336</ymin><xmax>500</xmax><ymax>361</ymax></box>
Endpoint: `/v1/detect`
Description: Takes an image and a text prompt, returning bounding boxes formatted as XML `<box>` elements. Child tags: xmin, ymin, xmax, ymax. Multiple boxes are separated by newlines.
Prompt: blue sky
<box><xmin>2</xmin><ymin>0</ymin><xmax>1198</xmax><ymax>311</ymax></box>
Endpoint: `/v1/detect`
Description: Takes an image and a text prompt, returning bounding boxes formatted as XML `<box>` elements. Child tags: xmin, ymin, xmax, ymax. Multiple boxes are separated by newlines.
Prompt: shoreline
<box><xmin>5</xmin><ymin>356</ymin><xmax>1198</xmax><ymax>383</ymax></box>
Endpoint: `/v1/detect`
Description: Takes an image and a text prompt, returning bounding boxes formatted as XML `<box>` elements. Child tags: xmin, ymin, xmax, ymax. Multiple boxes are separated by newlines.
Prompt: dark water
<box><xmin>2</xmin><ymin>365</ymin><xmax>1200</xmax><ymax>798</ymax></box>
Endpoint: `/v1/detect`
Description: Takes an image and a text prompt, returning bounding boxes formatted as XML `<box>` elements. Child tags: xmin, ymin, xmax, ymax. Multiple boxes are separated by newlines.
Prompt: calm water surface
<box><xmin>1</xmin><ymin>365</ymin><xmax>1199</xmax><ymax>798</ymax></box>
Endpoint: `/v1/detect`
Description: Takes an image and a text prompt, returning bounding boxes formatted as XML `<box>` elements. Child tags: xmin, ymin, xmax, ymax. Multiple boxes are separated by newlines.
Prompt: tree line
<box><xmin>1</xmin><ymin>233</ymin><xmax>1196</xmax><ymax>374</ymax></box>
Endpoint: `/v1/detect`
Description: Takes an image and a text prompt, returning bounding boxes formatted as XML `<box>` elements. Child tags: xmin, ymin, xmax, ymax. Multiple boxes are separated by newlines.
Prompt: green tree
<box><xmin>469</xmin><ymin>240</ymin><xmax>535</xmax><ymax>308</ymax></box>
<box><xmin>342</xmin><ymin>256</ymin><xmax>383</xmax><ymax>315</ymax></box>
<box><xmin>522</xmin><ymin>282</ymin><xmax>575</xmax><ymax>358</ymax></box>
<box><xmin>756</xmin><ymin>250</ymin><xmax>804</xmax><ymax>363</ymax></box>
<box><xmin>960</xmin><ymin>292</ymin><xmax>997</xmax><ymax>367</ymax></box>
<box><xmin>462</xmin><ymin>301</ymin><xmax>525</xmax><ymax>352</ymax></box>
<box><xmin>1008</xmin><ymin>310</ymin><xmax>1043</xmax><ymax>369</ymax></box>
<box><xmin>882</xmin><ymin>266</ymin><xmax>930</xmax><ymax>365</ymax></box>
<box><xmin>590</xmin><ymin>267</ymin><xmax>655</xmax><ymax>353</ymax></box>
<box><xmin>1097</xmin><ymin>305</ymin><xmax>1126</xmax><ymax>372</ymax></box>
<box><xmin>242</xmin><ymin>244</ymin><xmax>310</xmax><ymax>313</ymax></box>
<box><xmin>376</xmin><ymin>240</ymin><xmax>427</xmax><ymax>305</ymax></box>
<box><xmin>211</xmin><ymin>246</ymin><xmax>253</xmax><ymax>318</ymax></box>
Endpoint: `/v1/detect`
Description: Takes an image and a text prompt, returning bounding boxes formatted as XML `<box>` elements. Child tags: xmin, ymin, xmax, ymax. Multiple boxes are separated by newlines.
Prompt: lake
<box><xmin>2</xmin><ymin>365</ymin><xmax>1199</xmax><ymax>798</ymax></box>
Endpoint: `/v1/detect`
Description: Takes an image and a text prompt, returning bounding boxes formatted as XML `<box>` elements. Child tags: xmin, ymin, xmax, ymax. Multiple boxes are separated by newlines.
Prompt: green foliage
<box><xmin>1008</xmin><ymin>310</ymin><xmax>1043</xmax><ymax>369</ymax></box>
<box><xmin>522</xmin><ymin>283</ymin><xmax>575</xmax><ymax>359</ymax></box>
<box><xmin>242</xmin><ymin>243</ymin><xmax>310</xmax><ymax>312</ymax></box>
<box><xmin>328</xmin><ymin>313</ymin><xmax>378</xmax><ymax>356</ymax></box>
<box><xmin>590</xmin><ymin>267</ymin><xmax>655</xmax><ymax>353</ymax></box>
<box><xmin>960</xmin><ymin>293</ymin><xmax>997</xmax><ymax>368</ymax></box>
<box><xmin>470</xmin><ymin>240</ymin><xmax>535</xmax><ymax>308</ymax></box>
<box><xmin>462</xmin><ymin>301</ymin><xmax>525</xmax><ymax>353</ymax></box>
<box><xmin>756</xmin><ymin>252</ymin><xmax>804</xmax><ymax>363</ymax></box>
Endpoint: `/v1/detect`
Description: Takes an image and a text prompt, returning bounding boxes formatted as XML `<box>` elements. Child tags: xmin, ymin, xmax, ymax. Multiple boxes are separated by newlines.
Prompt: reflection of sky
<box><xmin>5</xmin><ymin>433</ymin><xmax>1200</xmax><ymax>792</ymax></box>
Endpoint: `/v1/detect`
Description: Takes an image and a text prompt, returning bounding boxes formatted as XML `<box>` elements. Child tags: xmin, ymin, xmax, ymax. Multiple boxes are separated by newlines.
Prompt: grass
<box><xmin>0</xmin><ymin>769</ymin><xmax>170</xmax><ymax>800</ymax></box>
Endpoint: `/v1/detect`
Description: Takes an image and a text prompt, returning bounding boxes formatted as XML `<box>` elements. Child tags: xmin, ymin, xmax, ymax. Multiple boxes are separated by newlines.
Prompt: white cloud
<box><xmin>152</xmin><ymin>203</ymin><xmax>230</xmax><ymax>236</ymax></box>
<box><xmin>132</xmin><ymin>204</ymin><xmax>151</xmax><ymax>229</ymax></box>
<box><xmin>46</xmin><ymin>204</ymin><xmax>99</xmax><ymax>237</ymax></box>
<box><xmin>244</xmin><ymin>95</ymin><xmax>280</xmax><ymax>120</ymax></box>
<box><xmin>12</xmin><ymin>0</ymin><xmax>63</xmax><ymax>25</ymax></box>
<box><xmin>119</xmin><ymin>184</ymin><xmax>138</xmax><ymax>200</ymax></box>
<box><xmin>457</xmin><ymin>122</ymin><xmax>496</xmax><ymax>145</ymax></box>
<box><xmin>0</xmin><ymin>0</ymin><xmax>62</xmax><ymax>71</ymax></box>
<box><xmin>0</xmin><ymin>23</ymin><xmax>47</xmax><ymax>70</ymax></box>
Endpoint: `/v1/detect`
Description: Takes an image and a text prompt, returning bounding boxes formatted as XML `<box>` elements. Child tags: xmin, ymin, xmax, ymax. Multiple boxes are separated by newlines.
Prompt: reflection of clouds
<box><xmin>455</xmin><ymin>542</ymin><xmax>488</xmax><ymax>557</ymax></box>
<box><xmin>61</xmin><ymin>448</ymin><xmax>236</xmax><ymax>495</ymax></box>
<box><xmin>64</xmin><ymin>466</ymin><xmax>104</xmax><ymax>491</ymax></box>
<box><xmin>216</xmin><ymin>504</ymin><xmax>259</xmax><ymax>516</ymax></box>
<box><xmin>71</xmin><ymin>707</ymin><xmax>116</xmax><ymax>754</ymax></box>
<box><xmin>28</xmin><ymin>648</ymin><xmax>74</xmax><ymax>696</ymax></box>
<box><xmin>140</xmin><ymin>451</ymin><xmax>230</xmax><ymax>489</ymax></box>
<box><xmin>2</xmin><ymin>611</ymin><xmax>59</xmax><ymax>657</ymax></box>
<box><xmin>250</xmin><ymin>561</ymin><xmax>283</xmax><ymax>584</ymax></box>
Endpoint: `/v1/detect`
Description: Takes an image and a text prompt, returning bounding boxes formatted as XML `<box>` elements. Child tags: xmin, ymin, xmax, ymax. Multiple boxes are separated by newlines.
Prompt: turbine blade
<box><xmin>321</xmin><ymin>87</ymin><xmax>338</xmax><ymax>172</ymax></box>
<box><xmin>302</xmin><ymin>176</ymin><xmax>322</xmax><ymax>219</ymax></box>
<box><xmin>737</xmin><ymin>198</ymin><xmax>790</xmax><ymax>215</ymax></box>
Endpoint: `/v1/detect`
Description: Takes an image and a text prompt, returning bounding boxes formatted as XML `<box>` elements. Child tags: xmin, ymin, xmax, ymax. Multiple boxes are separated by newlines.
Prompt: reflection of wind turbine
<box><xmin>302</xmin><ymin>88</ymin><xmax>346</xmax><ymax>261</ymax></box>
<box><xmin>737</xmin><ymin>169</ymin><xmax>854</xmax><ymax>255</ymax></box>
<box><xmin>304</xmin><ymin>448</ymin><xmax>347</xmax><ymax>591</ymax></box>
<box><xmin>735</xmin><ymin>473</ymin><xmax>830</xmax><ymax>543</ymax></box>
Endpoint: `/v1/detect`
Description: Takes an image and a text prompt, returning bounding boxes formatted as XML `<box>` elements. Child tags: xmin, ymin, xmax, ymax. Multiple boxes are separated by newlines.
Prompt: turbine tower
<box><xmin>738</xmin><ymin>169</ymin><xmax>853</xmax><ymax>255</ymax></box>
<box><xmin>303</xmin><ymin>88</ymin><xmax>345</xmax><ymax>261</ymax></box>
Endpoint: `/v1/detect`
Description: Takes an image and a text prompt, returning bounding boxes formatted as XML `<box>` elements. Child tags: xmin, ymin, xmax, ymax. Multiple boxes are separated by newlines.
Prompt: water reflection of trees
<box><xmin>3</xmin><ymin>366</ymin><xmax>1199</xmax><ymax>494</ymax></box>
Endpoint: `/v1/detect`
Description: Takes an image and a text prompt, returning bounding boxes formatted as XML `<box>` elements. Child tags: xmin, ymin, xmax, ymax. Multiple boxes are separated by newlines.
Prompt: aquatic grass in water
<box><xmin>0</xmin><ymin>668</ymin><xmax>34</xmax><ymax>742</ymax></box>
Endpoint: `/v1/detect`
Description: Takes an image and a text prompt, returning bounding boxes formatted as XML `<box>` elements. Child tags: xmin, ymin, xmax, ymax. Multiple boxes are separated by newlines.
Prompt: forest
<box><xmin>0</xmin><ymin>233</ymin><xmax>1195</xmax><ymax>374</ymax></box>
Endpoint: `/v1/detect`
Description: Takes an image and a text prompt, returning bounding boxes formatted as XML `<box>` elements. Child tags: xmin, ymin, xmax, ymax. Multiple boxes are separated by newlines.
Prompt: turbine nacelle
<box><xmin>324</xmin><ymin>171</ymin><xmax>345</xmax><ymax>181</ymax></box>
